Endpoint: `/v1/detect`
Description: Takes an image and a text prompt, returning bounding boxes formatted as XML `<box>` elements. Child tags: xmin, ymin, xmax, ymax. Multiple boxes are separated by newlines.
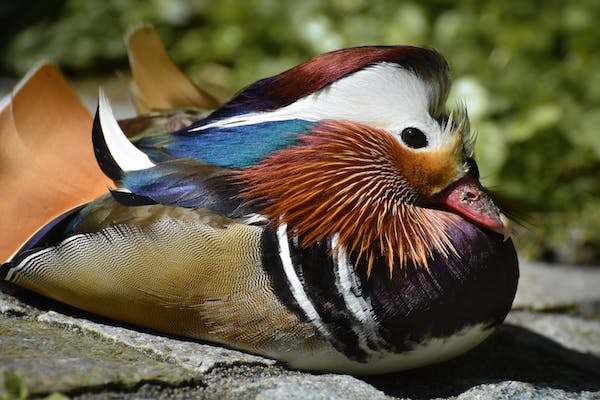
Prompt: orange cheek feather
<box><xmin>396</xmin><ymin>145</ymin><xmax>464</xmax><ymax>198</ymax></box>
<box><xmin>238</xmin><ymin>120</ymin><xmax>465</xmax><ymax>275</ymax></box>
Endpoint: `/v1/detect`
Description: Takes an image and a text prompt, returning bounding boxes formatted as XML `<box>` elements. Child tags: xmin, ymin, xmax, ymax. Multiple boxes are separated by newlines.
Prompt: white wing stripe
<box><xmin>277</xmin><ymin>223</ymin><xmax>331</xmax><ymax>340</ymax></box>
<box><xmin>331</xmin><ymin>233</ymin><xmax>386</xmax><ymax>356</ymax></box>
<box><xmin>98</xmin><ymin>89</ymin><xmax>155</xmax><ymax>172</ymax></box>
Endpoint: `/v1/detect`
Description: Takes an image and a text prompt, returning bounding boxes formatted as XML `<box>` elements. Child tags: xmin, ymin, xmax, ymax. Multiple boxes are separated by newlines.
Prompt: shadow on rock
<box><xmin>362</xmin><ymin>324</ymin><xmax>600</xmax><ymax>399</ymax></box>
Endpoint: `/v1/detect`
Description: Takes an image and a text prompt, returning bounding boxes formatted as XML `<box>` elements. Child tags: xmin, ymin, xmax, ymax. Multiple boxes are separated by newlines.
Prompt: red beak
<box><xmin>436</xmin><ymin>175</ymin><xmax>511</xmax><ymax>239</ymax></box>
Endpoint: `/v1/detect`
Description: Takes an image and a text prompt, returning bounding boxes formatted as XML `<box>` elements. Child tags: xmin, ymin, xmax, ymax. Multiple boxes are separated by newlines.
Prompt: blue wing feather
<box><xmin>121</xmin><ymin>159</ymin><xmax>252</xmax><ymax>216</ymax></box>
<box><xmin>135</xmin><ymin>119</ymin><xmax>314</xmax><ymax>168</ymax></box>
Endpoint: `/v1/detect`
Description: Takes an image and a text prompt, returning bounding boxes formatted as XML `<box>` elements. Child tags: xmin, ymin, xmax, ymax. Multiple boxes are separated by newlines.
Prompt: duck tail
<box><xmin>126</xmin><ymin>24</ymin><xmax>221</xmax><ymax>113</ymax></box>
<box><xmin>0</xmin><ymin>63</ymin><xmax>113</xmax><ymax>262</ymax></box>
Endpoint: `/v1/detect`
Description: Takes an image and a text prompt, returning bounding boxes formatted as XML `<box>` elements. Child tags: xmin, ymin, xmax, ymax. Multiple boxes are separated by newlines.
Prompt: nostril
<box><xmin>462</xmin><ymin>190</ymin><xmax>480</xmax><ymax>203</ymax></box>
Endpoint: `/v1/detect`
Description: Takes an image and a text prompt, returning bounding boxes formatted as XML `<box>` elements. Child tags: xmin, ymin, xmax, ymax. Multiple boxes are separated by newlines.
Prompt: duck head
<box><xmin>232</xmin><ymin>46</ymin><xmax>510</xmax><ymax>276</ymax></box>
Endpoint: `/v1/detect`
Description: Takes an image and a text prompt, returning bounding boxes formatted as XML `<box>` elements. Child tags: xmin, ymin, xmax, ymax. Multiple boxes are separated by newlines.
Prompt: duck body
<box><xmin>1</xmin><ymin>44</ymin><xmax>519</xmax><ymax>374</ymax></box>
<box><xmin>4</xmin><ymin>195</ymin><xmax>517</xmax><ymax>374</ymax></box>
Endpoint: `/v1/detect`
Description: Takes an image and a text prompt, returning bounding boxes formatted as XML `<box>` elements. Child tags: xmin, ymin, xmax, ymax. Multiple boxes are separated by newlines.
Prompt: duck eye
<box><xmin>400</xmin><ymin>127</ymin><xmax>428</xmax><ymax>149</ymax></box>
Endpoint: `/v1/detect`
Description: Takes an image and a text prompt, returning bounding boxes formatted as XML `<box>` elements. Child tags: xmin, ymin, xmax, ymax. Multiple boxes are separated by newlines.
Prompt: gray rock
<box><xmin>515</xmin><ymin>261</ymin><xmax>600</xmax><ymax>313</ymax></box>
<box><xmin>506</xmin><ymin>311</ymin><xmax>600</xmax><ymax>357</ymax></box>
<box><xmin>69</xmin><ymin>366</ymin><xmax>392</xmax><ymax>400</ymax></box>
<box><xmin>2</xmin><ymin>259</ymin><xmax>600</xmax><ymax>400</ymax></box>
<box><xmin>0</xmin><ymin>313</ymin><xmax>195</xmax><ymax>395</ymax></box>
<box><xmin>454</xmin><ymin>381</ymin><xmax>600</xmax><ymax>400</ymax></box>
<box><xmin>201</xmin><ymin>365</ymin><xmax>392</xmax><ymax>400</ymax></box>
<box><xmin>36</xmin><ymin>310</ymin><xmax>275</xmax><ymax>374</ymax></box>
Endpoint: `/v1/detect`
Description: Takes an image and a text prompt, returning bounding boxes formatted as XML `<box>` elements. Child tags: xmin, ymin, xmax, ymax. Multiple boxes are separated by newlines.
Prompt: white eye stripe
<box><xmin>192</xmin><ymin>64</ymin><xmax>437</xmax><ymax>132</ymax></box>
<box><xmin>191</xmin><ymin>62</ymin><xmax>465</xmax><ymax>152</ymax></box>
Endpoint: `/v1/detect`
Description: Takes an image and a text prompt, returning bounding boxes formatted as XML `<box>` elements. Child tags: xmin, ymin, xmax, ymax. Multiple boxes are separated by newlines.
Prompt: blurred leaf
<box><xmin>44</xmin><ymin>394</ymin><xmax>70</xmax><ymax>400</ymax></box>
<box><xmin>572</xmin><ymin>111</ymin><xmax>600</xmax><ymax>158</ymax></box>
<box><xmin>2</xmin><ymin>371</ymin><xmax>27</xmax><ymax>400</ymax></box>
<box><xmin>507</xmin><ymin>104</ymin><xmax>561</xmax><ymax>142</ymax></box>
<box><xmin>474</xmin><ymin>121</ymin><xmax>507</xmax><ymax>187</ymax></box>
<box><xmin>1</xmin><ymin>371</ymin><xmax>69</xmax><ymax>400</ymax></box>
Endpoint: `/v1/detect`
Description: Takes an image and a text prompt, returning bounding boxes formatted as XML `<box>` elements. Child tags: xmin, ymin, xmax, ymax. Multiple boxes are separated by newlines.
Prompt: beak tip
<box><xmin>437</xmin><ymin>176</ymin><xmax>513</xmax><ymax>239</ymax></box>
<box><xmin>499</xmin><ymin>213</ymin><xmax>512</xmax><ymax>241</ymax></box>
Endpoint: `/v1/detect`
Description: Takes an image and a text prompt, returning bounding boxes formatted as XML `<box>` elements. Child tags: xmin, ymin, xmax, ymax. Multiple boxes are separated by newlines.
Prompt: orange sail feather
<box><xmin>0</xmin><ymin>64</ymin><xmax>113</xmax><ymax>261</ymax></box>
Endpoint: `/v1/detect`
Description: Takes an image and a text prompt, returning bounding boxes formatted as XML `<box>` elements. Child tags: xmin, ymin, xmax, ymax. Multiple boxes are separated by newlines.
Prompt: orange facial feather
<box><xmin>239</xmin><ymin>120</ymin><xmax>465</xmax><ymax>276</ymax></box>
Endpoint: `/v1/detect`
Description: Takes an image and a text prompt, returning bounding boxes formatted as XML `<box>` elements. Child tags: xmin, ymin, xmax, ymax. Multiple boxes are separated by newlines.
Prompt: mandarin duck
<box><xmin>0</xmin><ymin>30</ymin><xmax>518</xmax><ymax>374</ymax></box>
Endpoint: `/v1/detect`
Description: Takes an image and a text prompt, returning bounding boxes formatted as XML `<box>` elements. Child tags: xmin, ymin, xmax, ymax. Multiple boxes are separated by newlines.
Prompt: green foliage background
<box><xmin>1</xmin><ymin>0</ymin><xmax>599</xmax><ymax>264</ymax></box>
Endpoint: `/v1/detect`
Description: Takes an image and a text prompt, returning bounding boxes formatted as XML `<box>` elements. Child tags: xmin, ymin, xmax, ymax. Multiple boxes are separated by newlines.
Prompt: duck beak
<box><xmin>435</xmin><ymin>175</ymin><xmax>512</xmax><ymax>240</ymax></box>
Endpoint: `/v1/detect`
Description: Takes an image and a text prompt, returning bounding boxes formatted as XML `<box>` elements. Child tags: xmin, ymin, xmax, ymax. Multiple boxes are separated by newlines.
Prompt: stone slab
<box><xmin>2</xmin><ymin>263</ymin><xmax>600</xmax><ymax>399</ymax></box>
<box><xmin>0</xmin><ymin>313</ymin><xmax>195</xmax><ymax>395</ymax></box>
<box><xmin>515</xmin><ymin>261</ymin><xmax>600</xmax><ymax>313</ymax></box>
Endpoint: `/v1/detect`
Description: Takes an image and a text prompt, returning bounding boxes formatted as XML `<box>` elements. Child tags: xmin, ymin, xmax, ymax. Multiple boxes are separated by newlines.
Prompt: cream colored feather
<box><xmin>9</xmin><ymin>196</ymin><xmax>315</xmax><ymax>353</ymax></box>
